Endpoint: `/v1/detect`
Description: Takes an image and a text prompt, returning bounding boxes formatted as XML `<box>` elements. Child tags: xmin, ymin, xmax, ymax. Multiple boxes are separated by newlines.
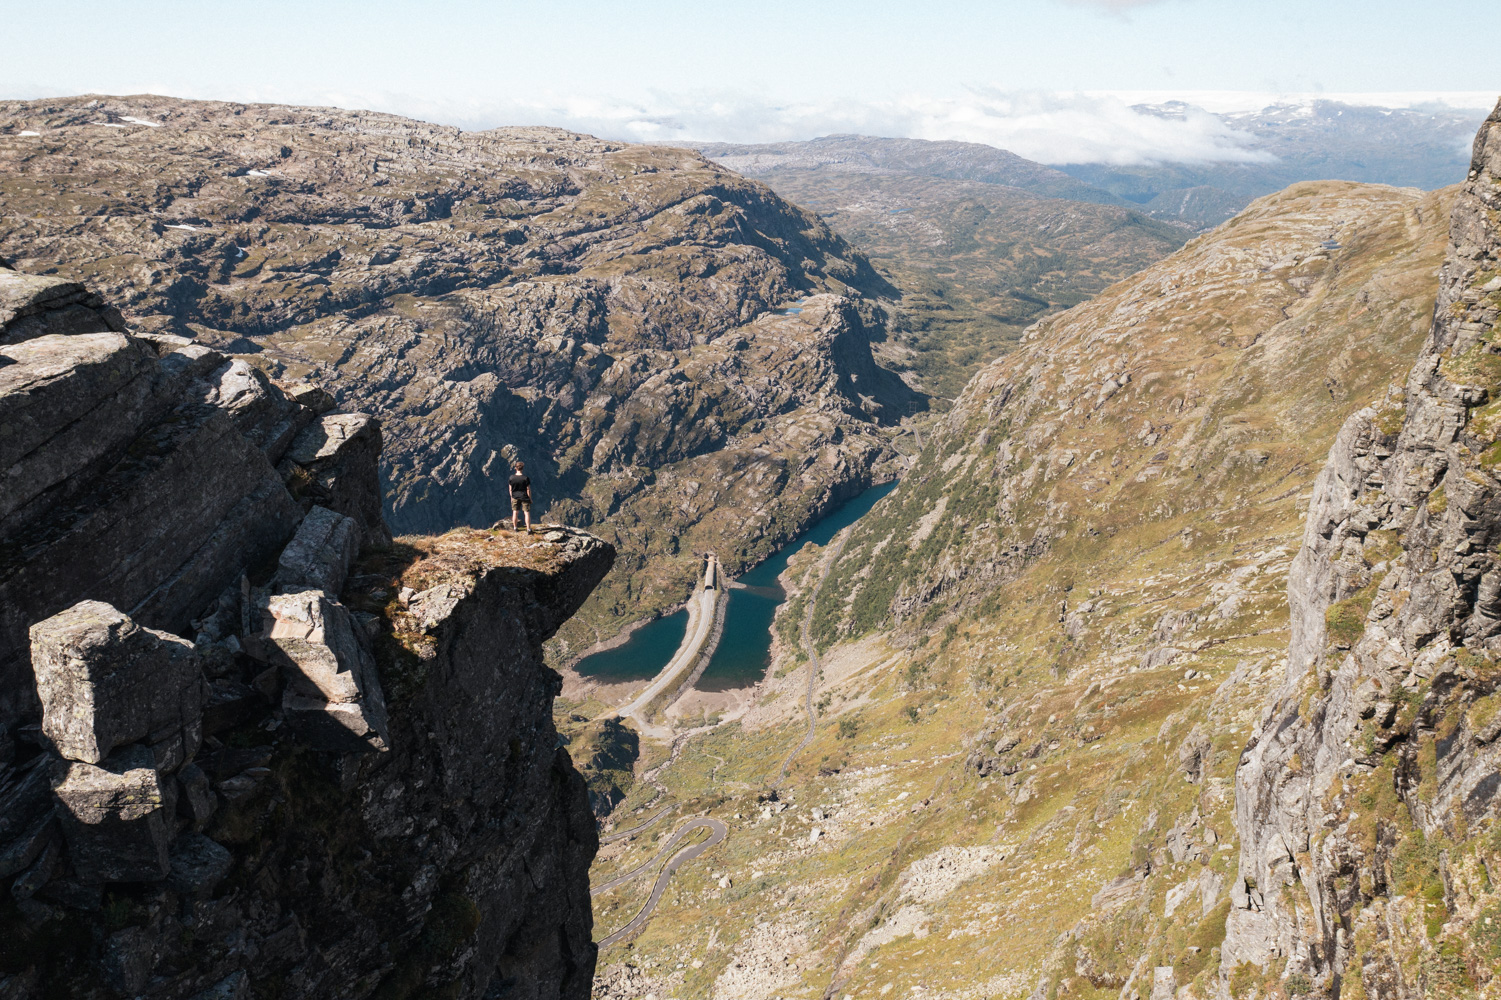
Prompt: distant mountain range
<box><xmin>697</xmin><ymin>99</ymin><xmax>1487</xmax><ymax>231</ymax></box>
<box><xmin>1063</xmin><ymin>99</ymin><xmax>1488</xmax><ymax>227</ymax></box>
<box><xmin>696</xmin><ymin>134</ymin><xmax>1118</xmax><ymax>206</ymax></box>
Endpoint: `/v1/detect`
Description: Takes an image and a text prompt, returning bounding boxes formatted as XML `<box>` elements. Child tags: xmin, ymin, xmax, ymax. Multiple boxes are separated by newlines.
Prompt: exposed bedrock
<box><xmin>0</xmin><ymin>96</ymin><xmax>924</xmax><ymax>650</ymax></box>
<box><xmin>1223</xmin><ymin>101</ymin><xmax>1501</xmax><ymax>998</ymax></box>
<box><xmin>0</xmin><ymin>263</ymin><xmax>614</xmax><ymax>999</ymax></box>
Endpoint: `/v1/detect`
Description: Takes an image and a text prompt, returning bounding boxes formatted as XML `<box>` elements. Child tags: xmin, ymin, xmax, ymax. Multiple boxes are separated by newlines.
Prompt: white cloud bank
<box><xmin>377</xmin><ymin>90</ymin><xmax>1276</xmax><ymax>165</ymax></box>
<box><xmin>402</xmin><ymin>89</ymin><xmax>1492</xmax><ymax>166</ymax></box>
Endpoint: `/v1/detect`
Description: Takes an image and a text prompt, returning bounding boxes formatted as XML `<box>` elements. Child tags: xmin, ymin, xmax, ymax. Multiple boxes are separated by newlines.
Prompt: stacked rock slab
<box><xmin>0</xmin><ymin>264</ymin><xmax>611</xmax><ymax>999</ymax></box>
<box><xmin>1222</xmin><ymin>101</ymin><xmax>1501</xmax><ymax>997</ymax></box>
<box><xmin>30</xmin><ymin>602</ymin><xmax>206</xmax><ymax>887</ymax></box>
<box><xmin>256</xmin><ymin>505</ymin><xmax>390</xmax><ymax>752</ymax></box>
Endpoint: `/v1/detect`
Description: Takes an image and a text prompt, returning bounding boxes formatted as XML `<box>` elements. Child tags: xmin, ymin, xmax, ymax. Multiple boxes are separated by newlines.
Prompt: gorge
<box><xmin>1</xmin><ymin>87</ymin><xmax>1498</xmax><ymax>1000</ymax></box>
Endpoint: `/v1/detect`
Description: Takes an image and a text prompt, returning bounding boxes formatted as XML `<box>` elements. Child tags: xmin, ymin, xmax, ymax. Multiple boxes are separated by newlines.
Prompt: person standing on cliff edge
<box><xmin>509</xmin><ymin>460</ymin><xmax>534</xmax><ymax>533</ymax></box>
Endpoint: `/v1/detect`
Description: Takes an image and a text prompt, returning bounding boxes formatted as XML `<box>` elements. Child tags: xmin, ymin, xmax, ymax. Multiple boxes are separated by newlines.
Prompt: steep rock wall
<box><xmin>0</xmin><ymin>265</ymin><xmax>612</xmax><ymax>999</ymax></box>
<box><xmin>1224</xmin><ymin>101</ymin><xmax>1501</xmax><ymax>999</ymax></box>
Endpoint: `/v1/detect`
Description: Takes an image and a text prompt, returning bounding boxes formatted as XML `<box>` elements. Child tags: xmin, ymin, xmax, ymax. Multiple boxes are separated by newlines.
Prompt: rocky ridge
<box><xmin>0</xmin><ymin>95</ymin><xmax>921</xmax><ymax>654</ymax></box>
<box><xmin>1221</xmin><ymin>100</ymin><xmax>1501</xmax><ymax>999</ymax></box>
<box><xmin>695</xmin><ymin>135</ymin><xmax>1190</xmax><ymax>397</ymax></box>
<box><xmin>0</xmin><ymin>263</ymin><xmax>612</xmax><ymax>999</ymax></box>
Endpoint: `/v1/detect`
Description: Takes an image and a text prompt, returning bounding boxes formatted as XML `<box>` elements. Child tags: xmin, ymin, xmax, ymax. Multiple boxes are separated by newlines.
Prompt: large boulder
<box><xmin>0</xmin><ymin>332</ymin><xmax>160</xmax><ymax>531</ymax></box>
<box><xmin>198</xmin><ymin>359</ymin><xmax>315</xmax><ymax>463</ymax></box>
<box><xmin>280</xmin><ymin>413</ymin><xmax>391</xmax><ymax>546</ymax></box>
<box><xmin>30</xmin><ymin>601</ymin><xmax>204</xmax><ymax>765</ymax></box>
<box><xmin>0</xmin><ymin>269</ymin><xmax>124</xmax><ymax>345</ymax></box>
<box><xmin>271</xmin><ymin>505</ymin><xmax>360</xmax><ymax>594</ymax></box>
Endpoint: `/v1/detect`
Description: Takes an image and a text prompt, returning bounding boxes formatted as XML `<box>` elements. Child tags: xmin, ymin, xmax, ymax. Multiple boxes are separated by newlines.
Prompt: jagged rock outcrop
<box><xmin>0</xmin><ymin>95</ymin><xmax>921</xmax><ymax>651</ymax></box>
<box><xmin>0</xmin><ymin>272</ymin><xmax>302</xmax><ymax>723</ymax></box>
<box><xmin>1223</xmin><ymin>100</ymin><xmax>1501</xmax><ymax>999</ymax></box>
<box><xmin>0</xmin><ymin>264</ymin><xmax>614</xmax><ymax>998</ymax></box>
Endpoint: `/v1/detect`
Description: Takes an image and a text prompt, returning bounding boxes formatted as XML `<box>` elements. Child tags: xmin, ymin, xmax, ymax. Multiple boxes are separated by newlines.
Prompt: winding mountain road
<box><xmin>599</xmin><ymin>804</ymin><xmax>674</xmax><ymax>845</ymax></box>
<box><xmin>593</xmin><ymin>817</ymin><xmax>728</xmax><ymax>948</ymax></box>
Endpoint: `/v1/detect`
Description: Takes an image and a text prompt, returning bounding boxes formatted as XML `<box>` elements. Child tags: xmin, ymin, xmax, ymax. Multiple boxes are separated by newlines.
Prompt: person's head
<box><xmin>513</xmin><ymin>461</ymin><xmax>524</xmax><ymax>472</ymax></box>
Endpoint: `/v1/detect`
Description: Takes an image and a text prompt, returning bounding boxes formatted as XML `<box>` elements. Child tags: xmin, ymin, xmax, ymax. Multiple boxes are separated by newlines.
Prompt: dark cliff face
<box><xmin>0</xmin><ymin>265</ymin><xmax>613</xmax><ymax>999</ymax></box>
<box><xmin>0</xmin><ymin>95</ymin><xmax>921</xmax><ymax>650</ymax></box>
<box><xmin>1224</xmin><ymin>101</ymin><xmax>1501</xmax><ymax>998</ymax></box>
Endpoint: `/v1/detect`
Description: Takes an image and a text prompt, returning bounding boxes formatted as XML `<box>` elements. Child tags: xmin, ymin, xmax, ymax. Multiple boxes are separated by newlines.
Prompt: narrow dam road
<box><xmin>607</xmin><ymin>554</ymin><xmax>721</xmax><ymax>724</ymax></box>
<box><xmin>593</xmin><ymin>817</ymin><xmax>728</xmax><ymax>948</ymax></box>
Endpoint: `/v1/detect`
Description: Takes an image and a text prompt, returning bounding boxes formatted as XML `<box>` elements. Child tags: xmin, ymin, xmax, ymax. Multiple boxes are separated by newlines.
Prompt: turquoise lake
<box><xmin>571</xmin><ymin>480</ymin><xmax>898</xmax><ymax>689</ymax></box>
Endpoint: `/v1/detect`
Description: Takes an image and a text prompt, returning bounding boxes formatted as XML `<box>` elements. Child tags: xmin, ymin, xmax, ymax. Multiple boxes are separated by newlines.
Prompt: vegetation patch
<box><xmin>1441</xmin><ymin>341</ymin><xmax>1501</xmax><ymax>390</ymax></box>
<box><xmin>566</xmin><ymin>716</ymin><xmax>642</xmax><ymax>816</ymax></box>
<box><xmin>1326</xmin><ymin>580</ymin><xmax>1379</xmax><ymax>648</ymax></box>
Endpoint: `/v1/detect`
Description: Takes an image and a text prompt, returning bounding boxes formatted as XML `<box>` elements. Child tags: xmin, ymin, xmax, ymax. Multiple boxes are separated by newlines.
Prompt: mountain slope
<box><xmin>696</xmin><ymin>136</ymin><xmax>1189</xmax><ymax>397</ymax></box>
<box><xmin>0</xmin><ymin>95</ymin><xmax>920</xmax><ymax>652</ymax></box>
<box><xmin>583</xmin><ymin>179</ymin><xmax>1456</xmax><ymax>1000</ymax></box>
<box><xmin>1223</xmin><ymin>99</ymin><xmax>1501</xmax><ymax>1000</ymax></box>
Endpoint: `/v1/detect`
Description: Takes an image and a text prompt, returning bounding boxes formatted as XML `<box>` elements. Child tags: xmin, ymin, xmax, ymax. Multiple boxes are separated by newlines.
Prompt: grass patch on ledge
<box><xmin>346</xmin><ymin>526</ymin><xmax>595</xmax><ymax>702</ymax></box>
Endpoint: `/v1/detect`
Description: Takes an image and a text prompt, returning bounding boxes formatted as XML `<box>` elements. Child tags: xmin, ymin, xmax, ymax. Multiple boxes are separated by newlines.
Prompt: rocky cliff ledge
<box><xmin>0</xmin><ymin>263</ymin><xmax>612</xmax><ymax>998</ymax></box>
<box><xmin>1224</xmin><ymin>101</ymin><xmax>1501</xmax><ymax>998</ymax></box>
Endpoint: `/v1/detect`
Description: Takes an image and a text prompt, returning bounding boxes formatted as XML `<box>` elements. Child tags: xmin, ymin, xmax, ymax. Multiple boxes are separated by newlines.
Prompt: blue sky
<box><xmin>3</xmin><ymin>0</ymin><xmax>1495</xmax><ymax>160</ymax></box>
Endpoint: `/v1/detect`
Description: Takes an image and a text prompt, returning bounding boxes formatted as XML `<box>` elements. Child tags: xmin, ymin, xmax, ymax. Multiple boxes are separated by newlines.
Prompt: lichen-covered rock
<box><xmin>0</xmin><ymin>332</ymin><xmax>153</xmax><ymax>523</ymax></box>
<box><xmin>0</xmin><ymin>269</ymin><xmax>124</xmax><ymax>345</ymax></box>
<box><xmin>1222</xmin><ymin>99</ymin><xmax>1501</xmax><ymax>999</ymax></box>
<box><xmin>280</xmin><ymin>412</ymin><xmax>390</xmax><ymax>546</ymax></box>
<box><xmin>257</xmin><ymin>587</ymin><xmax>389</xmax><ymax>752</ymax></box>
<box><xmin>30</xmin><ymin>601</ymin><xmax>204</xmax><ymax>765</ymax></box>
<box><xmin>198</xmin><ymin>358</ymin><xmax>314</xmax><ymax>462</ymax></box>
<box><xmin>0</xmin><ymin>351</ymin><xmax>304</xmax><ymax>721</ymax></box>
<box><xmin>165</xmin><ymin>832</ymin><xmax>233</xmax><ymax>897</ymax></box>
<box><xmin>51</xmin><ymin>744</ymin><xmax>174</xmax><ymax>883</ymax></box>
